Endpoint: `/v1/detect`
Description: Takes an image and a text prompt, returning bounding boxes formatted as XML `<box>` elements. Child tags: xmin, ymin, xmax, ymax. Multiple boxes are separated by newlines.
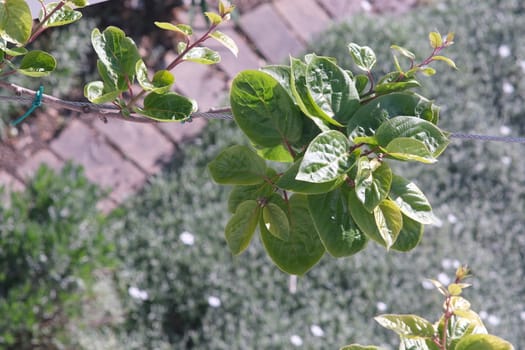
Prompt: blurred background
<box><xmin>1</xmin><ymin>0</ymin><xmax>524</xmax><ymax>349</ymax></box>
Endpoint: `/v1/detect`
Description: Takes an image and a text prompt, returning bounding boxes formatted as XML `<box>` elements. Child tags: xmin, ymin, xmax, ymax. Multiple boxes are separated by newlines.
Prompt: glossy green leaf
<box><xmin>354</xmin><ymin>74</ymin><xmax>369</xmax><ymax>94</ymax></box>
<box><xmin>375</xmin><ymin>80</ymin><xmax>421</xmax><ymax>94</ymax></box>
<box><xmin>290</xmin><ymin>57</ymin><xmax>337</xmax><ymax>128</ymax></box>
<box><xmin>355</xmin><ymin>158</ymin><xmax>392</xmax><ymax>212</ymax></box>
<box><xmin>0</xmin><ymin>0</ymin><xmax>32</xmax><ymax>45</ymax></box>
<box><xmin>375</xmin><ymin>116</ymin><xmax>449</xmax><ymax>158</ymax></box>
<box><xmin>390</xmin><ymin>45</ymin><xmax>416</xmax><ymax>60</ymax></box>
<box><xmin>391</xmin><ymin>214</ymin><xmax>423</xmax><ymax>252</ymax></box>
<box><xmin>306</xmin><ymin>54</ymin><xmax>360</xmax><ymax>124</ymax></box>
<box><xmin>136</xmin><ymin>60</ymin><xmax>174</xmax><ymax>94</ymax></box>
<box><xmin>347</xmin><ymin>92</ymin><xmax>440</xmax><ymax>140</ymax></box>
<box><xmin>262</xmin><ymin>202</ymin><xmax>290</xmax><ymax>241</ymax></box>
<box><xmin>91</xmin><ymin>26</ymin><xmax>141</xmax><ymax>91</ymax></box>
<box><xmin>276</xmin><ymin>159</ymin><xmax>344</xmax><ymax>194</ymax></box>
<box><xmin>260</xmin><ymin>194</ymin><xmax>325</xmax><ymax>275</ymax></box>
<box><xmin>183</xmin><ymin>47</ymin><xmax>220</xmax><ymax>64</ymax></box>
<box><xmin>456</xmin><ymin>334</ymin><xmax>514</xmax><ymax>350</ymax></box>
<box><xmin>135</xmin><ymin>92</ymin><xmax>195</xmax><ymax>122</ymax></box>
<box><xmin>375</xmin><ymin>314</ymin><xmax>435</xmax><ymax>338</ymax></box>
<box><xmin>230</xmin><ymin>70</ymin><xmax>303</xmax><ymax>148</ymax></box>
<box><xmin>39</xmin><ymin>2</ymin><xmax>82</xmax><ymax>28</ymax></box>
<box><xmin>227</xmin><ymin>169</ymin><xmax>277</xmax><ymax>213</ymax></box>
<box><xmin>0</xmin><ymin>43</ymin><xmax>27</xmax><ymax>56</ymax></box>
<box><xmin>84</xmin><ymin>81</ymin><xmax>120</xmax><ymax>104</ymax></box>
<box><xmin>308</xmin><ymin>189</ymin><xmax>368</xmax><ymax>257</ymax></box>
<box><xmin>68</xmin><ymin>0</ymin><xmax>88</xmax><ymax>7</ymax></box>
<box><xmin>348</xmin><ymin>43</ymin><xmax>377</xmax><ymax>71</ymax></box>
<box><xmin>340</xmin><ymin>345</ymin><xmax>383</xmax><ymax>350</ymax></box>
<box><xmin>154</xmin><ymin>22</ymin><xmax>192</xmax><ymax>36</ymax></box>
<box><xmin>382</xmin><ymin>138</ymin><xmax>437</xmax><ymax>163</ymax></box>
<box><xmin>432</xmin><ymin>55</ymin><xmax>458</xmax><ymax>69</ymax></box>
<box><xmin>225</xmin><ymin>200</ymin><xmax>261</xmax><ymax>255</ymax></box>
<box><xmin>260</xmin><ymin>65</ymin><xmax>295</xmax><ymax>101</ymax></box>
<box><xmin>210</xmin><ymin>30</ymin><xmax>238</xmax><ymax>57</ymax></box>
<box><xmin>17</xmin><ymin>50</ymin><xmax>56</xmax><ymax>77</ymax></box>
<box><xmin>297</xmin><ymin>130</ymin><xmax>352</xmax><ymax>183</ymax></box>
<box><xmin>399</xmin><ymin>338</ymin><xmax>441</xmax><ymax>350</ymax></box>
<box><xmin>208</xmin><ymin>145</ymin><xmax>267</xmax><ymax>185</ymax></box>
<box><xmin>256</xmin><ymin>144</ymin><xmax>294</xmax><ymax>163</ymax></box>
<box><xmin>389</xmin><ymin>175</ymin><xmax>439</xmax><ymax>225</ymax></box>
<box><xmin>348</xmin><ymin>191</ymin><xmax>401</xmax><ymax>248</ymax></box>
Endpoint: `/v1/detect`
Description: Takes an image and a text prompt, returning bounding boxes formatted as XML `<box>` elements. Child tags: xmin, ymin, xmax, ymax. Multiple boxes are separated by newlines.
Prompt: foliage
<box><xmin>208</xmin><ymin>32</ymin><xmax>456</xmax><ymax>275</ymax></box>
<box><xmin>342</xmin><ymin>266</ymin><xmax>513</xmax><ymax>350</ymax></box>
<box><xmin>0</xmin><ymin>164</ymin><xmax>114</xmax><ymax>349</ymax></box>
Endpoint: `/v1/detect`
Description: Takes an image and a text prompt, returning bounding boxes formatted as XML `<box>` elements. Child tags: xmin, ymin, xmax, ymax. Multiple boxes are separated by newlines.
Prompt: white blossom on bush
<box><xmin>180</xmin><ymin>231</ymin><xmax>195</xmax><ymax>246</ymax></box>
<box><xmin>310</xmin><ymin>324</ymin><xmax>324</xmax><ymax>337</ymax></box>
<box><xmin>207</xmin><ymin>295</ymin><xmax>221</xmax><ymax>308</ymax></box>
<box><xmin>128</xmin><ymin>286</ymin><xmax>148</xmax><ymax>301</ymax></box>
<box><xmin>290</xmin><ymin>335</ymin><xmax>303</xmax><ymax>347</ymax></box>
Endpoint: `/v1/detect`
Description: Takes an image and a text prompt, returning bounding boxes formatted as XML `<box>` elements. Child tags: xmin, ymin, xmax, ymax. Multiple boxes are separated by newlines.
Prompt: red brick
<box><xmin>50</xmin><ymin>120</ymin><xmax>146</xmax><ymax>203</ymax></box>
<box><xmin>238</xmin><ymin>3</ymin><xmax>305</xmax><ymax>63</ymax></box>
<box><xmin>316</xmin><ymin>0</ymin><xmax>363</xmax><ymax>19</ymax></box>
<box><xmin>274</xmin><ymin>0</ymin><xmax>332</xmax><ymax>42</ymax></box>
<box><xmin>0</xmin><ymin>170</ymin><xmax>24</xmax><ymax>194</ymax></box>
<box><xmin>17</xmin><ymin>149</ymin><xmax>63</xmax><ymax>180</ymax></box>
<box><xmin>94</xmin><ymin>118</ymin><xmax>175</xmax><ymax>174</ymax></box>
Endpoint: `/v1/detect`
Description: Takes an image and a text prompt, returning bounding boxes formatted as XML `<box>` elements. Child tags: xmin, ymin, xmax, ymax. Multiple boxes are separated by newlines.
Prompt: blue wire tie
<box><xmin>11</xmin><ymin>85</ymin><xmax>44</xmax><ymax>126</ymax></box>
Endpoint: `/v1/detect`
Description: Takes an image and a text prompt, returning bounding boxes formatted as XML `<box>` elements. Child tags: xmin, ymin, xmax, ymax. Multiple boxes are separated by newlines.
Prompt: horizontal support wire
<box><xmin>1</xmin><ymin>82</ymin><xmax>524</xmax><ymax>143</ymax></box>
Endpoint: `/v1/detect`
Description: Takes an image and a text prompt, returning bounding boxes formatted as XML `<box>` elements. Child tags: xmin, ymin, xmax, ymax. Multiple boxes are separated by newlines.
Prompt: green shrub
<box><xmin>0</xmin><ymin>164</ymin><xmax>115</xmax><ymax>349</ymax></box>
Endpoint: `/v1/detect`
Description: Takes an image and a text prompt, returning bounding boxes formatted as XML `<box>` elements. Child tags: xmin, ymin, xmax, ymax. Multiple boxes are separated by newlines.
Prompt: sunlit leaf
<box><xmin>208</xmin><ymin>145</ymin><xmax>267</xmax><ymax>185</ymax></box>
<box><xmin>0</xmin><ymin>0</ymin><xmax>32</xmax><ymax>45</ymax></box>
<box><xmin>18</xmin><ymin>50</ymin><xmax>56</xmax><ymax>77</ymax></box>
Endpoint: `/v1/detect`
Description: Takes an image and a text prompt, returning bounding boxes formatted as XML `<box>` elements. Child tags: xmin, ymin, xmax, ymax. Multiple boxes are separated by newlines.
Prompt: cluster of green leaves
<box><xmin>209</xmin><ymin>32</ymin><xmax>457</xmax><ymax>275</ymax></box>
<box><xmin>0</xmin><ymin>164</ymin><xmax>114</xmax><ymax>349</ymax></box>
<box><xmin>84</xmin><ymin>0</ymin><xmax>237</xmax><ymax>121</ymax></box>
<box><xmin>343</xmin><ymin>266</ymin><xmax>514</xmax><ymax>350</ymax></box>
<box><xmin>0</xmin><ymin>0</ymin><xmax>88</xmax><ymax>79</ymax></box>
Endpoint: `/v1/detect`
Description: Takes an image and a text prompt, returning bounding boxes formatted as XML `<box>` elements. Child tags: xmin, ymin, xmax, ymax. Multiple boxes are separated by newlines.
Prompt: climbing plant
<box><xmin>0</xmin><ymin>1</ymin><xmax>516</xmax><ymax>349</ymax></box>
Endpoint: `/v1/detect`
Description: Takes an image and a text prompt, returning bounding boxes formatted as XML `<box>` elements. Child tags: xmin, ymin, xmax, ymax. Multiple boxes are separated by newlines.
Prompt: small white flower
<box><xmin>290</xmin><ymin>335</ymin><xmax>303</xmax><ymax>347</ymax></box>
<box><xmin>500</xmin><ymin>125</ymin><xmax>512</xmax><ymax>135</ymax></box>
<box><xmin>501</xmin><ymin>156</ymin><xmax>512</xmax><ymax>166</ymax></box>
<box><xmin>207</xmin><ymin>296</ymin><xmax>221</xmax><ymax>308</ymax></box>
<box><xmin>520</xmin><ymin>311</ymin><xmax>525</xmax><ymax>321</ymax></box>
<box><xmin>310</xmin><ymin>324</ymin><xmax>325</xmax><ymax>337</ymax></box>
<box><xmin>437</xmin><ymin>272</ymin><xmax>451</xmax><ymax>286</ymax></box>
<box><xmin>498</xmin><ymin>45</ymin><xmax>511</xmax><ymax>58</ymax></box>
<box><xmin>441</xmin><ymin>258</ymin><xmax>453</xmax><ymax>269</ymax></box>
<box><xmin>376</xmin><ymin>302</ymin><xmax>388</xmax><ymax>312</ymax></box>
<box><xmin>452</xmin><ymin>260</ymin><xmax>461</xmax><ymax>268</ymax></box>
<box><xmin>520</xmin><ymin>60</ymin><xmax>525</xmax><ymax>73</ymax></box>
<box><xmin>479</xmin><ymin>310</ymin><xmax>488</xmax><ymax>319</ymax></box>
<box><xmin>180</xmin><ymin>231</ymin><xmax>195</xmax><ymax>245</ymax></box>
<box><xmin>422</xmin><ymin>280</ymin><xmax>435</xmax><ymax>290</ymax></box>
<box><xmin>447</xmin><ymin>214</ymin><xmax>458</xmax><ymax>224</ymax></box>
<box><xmin>361</xmin><ymin>1</ymin><xmax>372</xmax><ymax>12</ymax></box>
<box><xmin>487</xmin><ymin>314</ymin><xmax>501</xmax><ymax>326</ymax></box>
<box><xmin>128</xmin><ymin>286</ymin><xmax>148</xmax><ymax>301</ymax></box>
<box><xmin>502</xmin><ymin>81</ymin><xmax>514</xmax><ymax>94</ymax></box>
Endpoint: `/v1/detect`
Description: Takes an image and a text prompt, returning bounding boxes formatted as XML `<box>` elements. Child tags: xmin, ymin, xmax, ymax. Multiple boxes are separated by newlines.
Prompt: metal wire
<box><xmin>450</xmin><ymin>132</ymin><xmax>525</xmax><ymax>144</ymax></box>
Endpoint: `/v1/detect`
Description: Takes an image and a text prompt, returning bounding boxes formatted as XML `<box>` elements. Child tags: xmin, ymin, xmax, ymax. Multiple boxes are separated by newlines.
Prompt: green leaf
<box><xmin>355</xmin><ymin>158</ymin><xmax>392</xmax><ymax>212</ymax></box>
<box><xmin>135</xmin><ymin>92</ymin><xmax>195</xmax><ymax>122</ymax></box>
<box><xmin>0</xmin><ymin>44</ymin><xmax>27</xmax><ymax>56</ymax></box>
<box><xmin>297</xmin><ymin>130</ymin><xmax>352</xmax><ymax>183</ymax></box>
<box><xmin>382</xmin><ymin>138</ymin><xmax>437</xmax><ymax>163</ymax></box>
<box><xmin>262</xmin><ymin>202</ymin><xmax>290</xmax><ymax>241</ymax></box>
<box><xmin>340</xmin><ymin>345</ymin><xmax>383</xmax><ymax>350</ymax></box>
<box><xmin>276</xmin><ymin>159</ymin><xmax>344</xmax><ymax>194</ymax></box>
<box><xmin>347</xmin><ymin>92</ymin><xmax>440</xmax><ymax>141</ymax></box>
<box><xmin>260</xmin><ymin>65</ymin><xmax>295</xmax><ymax>101</ymax></box>
<box><xmin>256</xmin><ymin>144</ymin><xmax>294</xmax><ymax>163</ymax></box>
<box><xmin>91</xmin><ymin>26</ymin><xmax>141</xmax><ymax>91</ymax></box>
<box><xmin>391</xmin><ymin>214</ymin><xmax>423</xmax><ymax>252</ymax></box>
<box><xmin>208</xmin><ymin>145</ymin><xmax>267</xmax><ymax>185</ymax></box>
<box><xmin>67</xmin><ymin>0</ymin><xmax>88</xmax><ymax>7</ymax></box>
<box><xmin>205</xmin><ymin>11</ymin><xmax>223</xmax><ymax>24</ymax></box>
<box><xmin>17</xmin><ymin>50</ymin><xmax>57</xmax><ymax>77</ymax></box>
<box><xmin>389</xmin><ymin>175</ymin><xmax>439</xmax><ymax>225</ymax></box>
<box><xmin>230</xmin><ymin>70</ymin><xmax>303</xmax><ymax>148</ymax></box>
<box><xmin>348</xmin><ymin>191</ymin><xmax>401</xmax><ymax>249</ymax></box>
<box><xmin>183</xmin><ymin>47</ymin><xmax>221</xmax><ymax>64</ymax></box>
<box><xmin>432</xmin><ymin>55</ymin><xmax>458</xmax><ymax>69</ymax></box>
<box><xmin>260</xmin><ymin>194</ymin><xmax>325</xmax><ymax>275</ymax></box>
<box><xmin>154</xmin><ymin>22</ymin><xmax>193</xmax><ymax>36</ymax></box>
<box><xmin>210</xmin><ymin>30</ymin><xmax>238</xmax><ymax>57</ymax></box>
<box><xmin>421</xmin><ymin>67</ymin><xmax>436</xmax><ymax>76</ymax></box>
<box><xmin>227</xmin><ymin>170</ymin><xmax>277</xmax><ymax>213</ymax></box>
<box><xmin>225</xmin><ymin>200</ymin><xmax>261</xmax><ymax>255</ymax></box>
<box><xmin>375</xmin><ymin>80</ymin><xmax>421</xmax><ymax>94</ymax></box>
<box><xmin>375</xmin><ymin>116</ymin><xmax>449</xmax><ymax>158</ymax></box>
<box><xmin>429</xmin><ymin>31</ymin><xmax>442</xmax><ymax>48</ymax></box>
<box><xmin>308</xmin><ymin>189</ymin><xmax>368</xmax><ymax>257</ymax></box>
<box><xmin>84</xmin><ymin>81</ymin><xmax>120</xmax><ymax>104</ymax></box>
<box><xmin>348</xmin><ymin>43</ymin><xmax>377</xmax><ymax>71</ymax></box>
<box><xmin>390</xmin><ymin>45</ymin><xmax>416</xmax><ymax>60</ymax></box>
<box><xmin>290</xmin><ymin>57</ymin><xmax>337</xmax><ymax>128</ymax></box>
<box><xmin>456</xmin><ymin>334</ymin><xmax>514</xmax><ymax>350</ymax></box>
<box><xmin>375</xmin><ymin>314</ymin><xmax>436</xmax><ymax>338</ymax></box>
<box><xmin>135</xmin><ymin>60</ymin><xmax>174</xmax><ymax>94</ymax></box>
<box><xmin>306</xmin><ymin>54</ymin><xmax>360</xmax><ymax>124</ymax></box>
<box><xmin>0</xmin><ymin>0</ymin><xmax>32</xmax><ymax>45</ymax></box>
<box><xmin>354</xmin><ymin>74</ymin><xmax>369</xmax><ymax>94</ymax></box>
<box><xmin>39</xmin><ymin>2</ymin><xmax>83</xmax><ymax>28</ymax></box>
<box><xmin>399</xmin><ymin>338</ymin><xmax>441</xmax><ymax>350</ymax></box>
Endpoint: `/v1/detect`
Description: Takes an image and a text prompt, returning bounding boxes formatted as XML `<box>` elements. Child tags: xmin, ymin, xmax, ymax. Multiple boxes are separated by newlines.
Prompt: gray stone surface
<box><xmin>274</xmin><ymin>0</ymin><xmax>332</xmax><ymax>42</ymax></box>
<box><xmin>17</xmin><ymin>149</ymin><xmax>63</xmax><ymax>180</ymax></box>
